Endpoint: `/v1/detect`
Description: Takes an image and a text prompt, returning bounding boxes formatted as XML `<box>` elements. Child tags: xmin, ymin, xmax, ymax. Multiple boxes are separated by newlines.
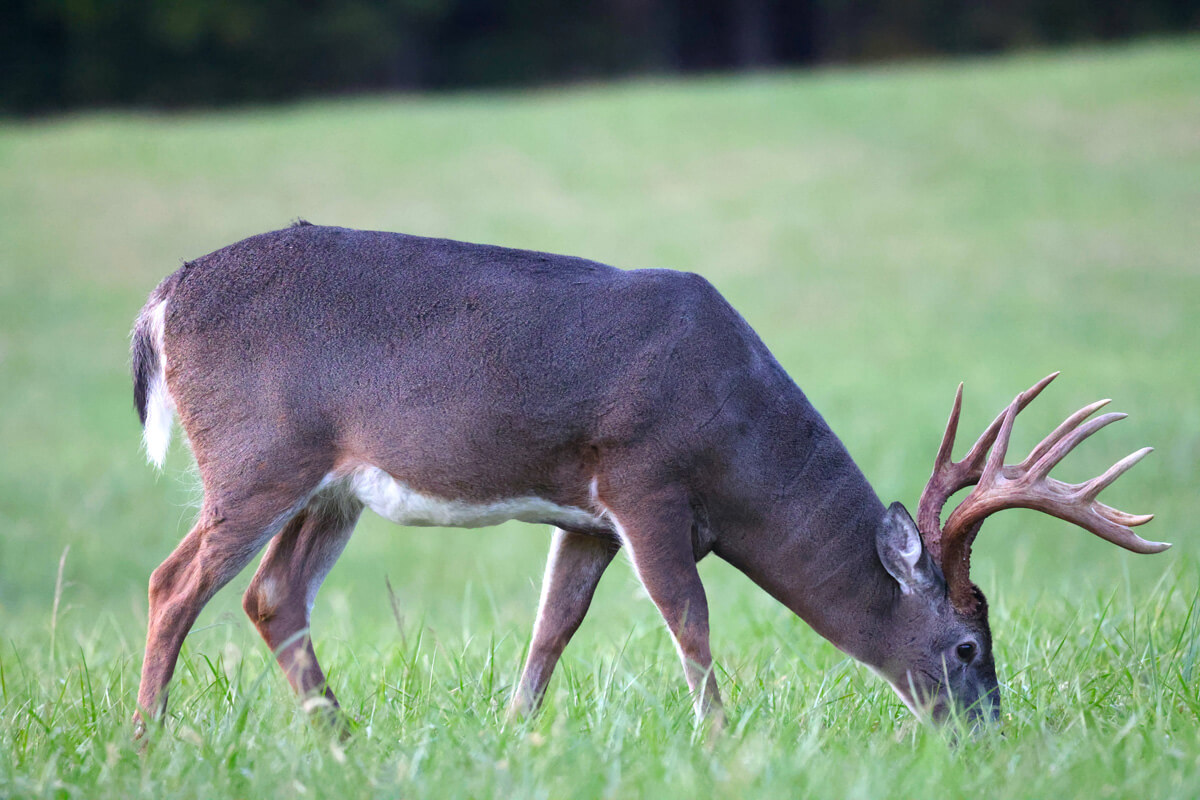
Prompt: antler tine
<box><xmin>1095</xmin><ymin>502</ymin><xmax>1156</xmax><ymax>529</ymax></box>
<box><xmin>933</xmin><ymin>383</ymin><xmax>964</xmax><ymax>471</ymax></box>
<box><xmin>1069</xmin><ymin>497</ymin><xmax>1166</xmax><ymax>553</ymax></box>
<box><xmin>916</xmin><ymin>384</ymin><xmax>963</xmax><ymax>560</ymax></box>
<box><xmin>1085</xmin><ymin>446</ymin><xmax>1154</xmax><ymax>502</ymax></box>
<box><xmin>916</xmin><ymin>384</ymin><xmax>962</xmax><ymax>559</ymax></box>
<box><xmin>980</xmin><ymin>398</ymin><xmax>1018</xmax><ymax>485</ymax></box>
<box><xmin>1017</xmin><ymin>398</ymin><xmax>1111</xmax><ymax>470</ymax></box>
<box><xmin>1025</xmin><ymin>411</ymin><xmax>1127</xmax><ymax>479</ymax></box>
<box><xmin>958</xmin><ymin>372</ymin><xmax>1060</xmax><ymax>470</ymax></box>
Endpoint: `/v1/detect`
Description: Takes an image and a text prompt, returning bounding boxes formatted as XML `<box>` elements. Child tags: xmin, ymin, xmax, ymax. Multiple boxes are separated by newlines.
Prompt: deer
<box><xmin>130</xmin><ymin>222</ymin><xmax>1168</xmax><ymax>735</ymax></box>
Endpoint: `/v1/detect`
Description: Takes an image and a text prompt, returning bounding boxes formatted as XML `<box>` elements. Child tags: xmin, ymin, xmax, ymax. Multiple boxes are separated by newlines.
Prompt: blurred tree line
<box><xmin>4</xmin><ymin>0</ymin><xmax>1197</xmax><ymax>113</ymax></box>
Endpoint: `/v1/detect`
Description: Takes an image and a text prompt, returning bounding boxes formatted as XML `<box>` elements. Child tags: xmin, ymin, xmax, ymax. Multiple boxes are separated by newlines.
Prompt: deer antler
<box><xmin>917</xmin><ymin>374</ymin><xmax>1168</xmax><ymax>612</ymax></box>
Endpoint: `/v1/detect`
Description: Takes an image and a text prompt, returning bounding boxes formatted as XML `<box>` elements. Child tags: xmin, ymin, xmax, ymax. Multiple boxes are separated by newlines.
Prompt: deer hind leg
<box><xmin>242</xmin><ymin>496</ymin><xmax>361</xmax><ymax>718</ymax></box>
<box><xmin>135</xmin><ymin>480</ymin><xmax>319</xmax><ymax>734</ymax></box>
<box><xmin>596</xmin><ymin>482</ymin><xmax>722</xmax><ymax>720</ymax></box>
<box><xmin>511</xmin><ymin>527</ymin><xmax>620</xmax><ymax>717</ymax></box>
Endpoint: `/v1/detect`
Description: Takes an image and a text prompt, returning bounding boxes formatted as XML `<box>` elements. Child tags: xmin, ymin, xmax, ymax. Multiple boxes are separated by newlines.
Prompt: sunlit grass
<box><xmin>1</xmin><ymin>38</ymin><xmax>1198</xmax><ymax>798</ymax></box>
<box><xmin>4</xmin><ymin>574</ymin><xmax>1199</xmax><ymax>797</ymax></box>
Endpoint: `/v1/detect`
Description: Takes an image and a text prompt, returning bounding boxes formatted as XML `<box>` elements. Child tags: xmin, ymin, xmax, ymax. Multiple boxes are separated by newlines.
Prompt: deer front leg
<box><xmin>598</xmin><ymin>482</ymin><xmax>723</xmax><ymax>720</ymax></box>
<box><xmin>511</xmin><ymin>528</ymin><xmax>619</xmax><ymax>717</ymax></box>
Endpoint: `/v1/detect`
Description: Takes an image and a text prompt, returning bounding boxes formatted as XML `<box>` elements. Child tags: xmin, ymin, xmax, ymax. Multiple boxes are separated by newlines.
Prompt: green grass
<box><xmin>2</xmin><ymin>39</ymin><xmax>1199</xmax><ymax>798</ymax></box>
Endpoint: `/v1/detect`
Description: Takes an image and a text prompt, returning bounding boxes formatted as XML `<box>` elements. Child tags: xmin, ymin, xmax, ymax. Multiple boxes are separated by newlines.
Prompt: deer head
<box><xmin>872</xmin><ymin>372</ymin><xmax>1168</xmax><ymax>723</ymax></box>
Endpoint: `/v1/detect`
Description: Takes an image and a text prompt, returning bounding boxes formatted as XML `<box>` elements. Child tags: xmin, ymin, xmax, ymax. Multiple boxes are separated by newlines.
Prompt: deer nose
<box><xmin>966</xmin><ymin>685</ymin><xmax>1001</xmax><ymax>725</ymax></box>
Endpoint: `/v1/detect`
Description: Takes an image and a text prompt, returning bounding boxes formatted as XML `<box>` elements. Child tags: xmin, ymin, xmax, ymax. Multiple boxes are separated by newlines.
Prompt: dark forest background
<box><xmin>4</xmin><ymin>0</ymin><xmax>1198</xmax><ymax>113</ymax></box>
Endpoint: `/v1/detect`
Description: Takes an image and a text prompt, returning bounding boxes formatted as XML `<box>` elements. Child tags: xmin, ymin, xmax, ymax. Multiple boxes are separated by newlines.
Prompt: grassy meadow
<box><xmin>1</xmin><ymin>39</ymin><xmax>1199</xmax><ymax>798</ymax></box>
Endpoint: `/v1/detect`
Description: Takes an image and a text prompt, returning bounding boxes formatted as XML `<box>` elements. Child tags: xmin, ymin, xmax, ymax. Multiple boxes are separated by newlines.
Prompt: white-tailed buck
<box><xmin>131</xmin><ymin>222</ymin><xmax>1168</xmax><ymax>732</ymax></box>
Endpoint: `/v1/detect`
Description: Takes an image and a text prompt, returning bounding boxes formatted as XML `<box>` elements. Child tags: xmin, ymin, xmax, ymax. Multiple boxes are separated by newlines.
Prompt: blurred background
<box><xmin>4</xmin><ymin>0</ymin><xmax>1198</xmax><ymax>113</ymax></box>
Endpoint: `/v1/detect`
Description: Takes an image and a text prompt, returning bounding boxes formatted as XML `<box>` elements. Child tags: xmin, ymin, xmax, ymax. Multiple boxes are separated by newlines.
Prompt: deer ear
<box><xmin>877</xmin><ymin>502</ymin><xmax>938</xmax><ymax>595</ymax></box>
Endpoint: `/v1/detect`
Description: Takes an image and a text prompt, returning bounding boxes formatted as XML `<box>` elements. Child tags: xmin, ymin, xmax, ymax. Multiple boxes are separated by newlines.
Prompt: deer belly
<box><xmin>343</xmin><ymin>464</ymin><xmax>603</xmax><ymax>530</ymax></box>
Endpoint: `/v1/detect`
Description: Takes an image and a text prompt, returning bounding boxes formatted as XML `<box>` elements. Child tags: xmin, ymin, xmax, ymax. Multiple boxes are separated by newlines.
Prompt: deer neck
<box><xmin>711</xmin><ymin>397</ymin><xmax>897</xmax><ymax>667</ymax></box>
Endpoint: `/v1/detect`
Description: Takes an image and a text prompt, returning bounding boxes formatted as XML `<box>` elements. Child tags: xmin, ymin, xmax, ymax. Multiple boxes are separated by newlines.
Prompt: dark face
<box><xmin>875</xmin><ymin>502</ymin><xmax>1001</xmax><ymax>725</ymax></box>
<box><xmin>880</xmin><ymin>587</ymin><xmax>1000</xmax><ymax>724</ymax></box>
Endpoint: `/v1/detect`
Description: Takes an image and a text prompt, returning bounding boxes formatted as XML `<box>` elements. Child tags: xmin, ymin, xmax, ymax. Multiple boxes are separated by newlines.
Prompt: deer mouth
<box><xmin>885</xmin><ymin>668</ymin><xmax>995</xmax><ymax>726</ymax></box>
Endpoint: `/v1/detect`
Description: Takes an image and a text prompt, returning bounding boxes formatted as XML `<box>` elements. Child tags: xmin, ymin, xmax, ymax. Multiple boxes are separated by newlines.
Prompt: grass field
<box><xmin>2</xmin><ymin>39</ymin><xmax>1199</xmax><ymax>798</ymax></box>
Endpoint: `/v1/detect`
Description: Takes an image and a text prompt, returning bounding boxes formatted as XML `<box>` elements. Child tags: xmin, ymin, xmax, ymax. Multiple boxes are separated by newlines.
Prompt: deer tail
<box><xmin>131</xmin><ymin>276</ymin><xmax>179</xmax><ymax>468</ymax></box>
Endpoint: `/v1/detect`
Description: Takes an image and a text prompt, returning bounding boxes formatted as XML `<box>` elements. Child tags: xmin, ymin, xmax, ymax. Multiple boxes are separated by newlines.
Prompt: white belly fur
<box><xmin>337</xmin><ymin>464</ymin><xmax>604</xmax><ymax>530</ymax></box>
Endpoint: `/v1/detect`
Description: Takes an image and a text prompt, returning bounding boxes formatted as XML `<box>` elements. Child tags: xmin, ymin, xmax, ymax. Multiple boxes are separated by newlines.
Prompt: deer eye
<box><xmin>955</xmin><ymin>642</ymin><xmax>977</xmax><ymax>663</ymax></box>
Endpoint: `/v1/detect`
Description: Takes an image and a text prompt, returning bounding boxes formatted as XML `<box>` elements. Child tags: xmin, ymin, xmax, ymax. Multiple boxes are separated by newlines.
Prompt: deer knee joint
<box><xmin>243</xmin><ymin>576</ymin><xmax>282</xmax><ymax>624</ymax></box>
<box><xmin>147</xmin><ymin>562</ymin><xmax>183</xmax><ymax>606</ymax></box>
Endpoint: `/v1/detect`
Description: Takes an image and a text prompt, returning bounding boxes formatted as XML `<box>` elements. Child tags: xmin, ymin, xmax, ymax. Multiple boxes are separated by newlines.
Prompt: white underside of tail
<box><xmin>143</xmin><ymin>299</ymin><xmax>175</xmax><ymax>468</ymax></box>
